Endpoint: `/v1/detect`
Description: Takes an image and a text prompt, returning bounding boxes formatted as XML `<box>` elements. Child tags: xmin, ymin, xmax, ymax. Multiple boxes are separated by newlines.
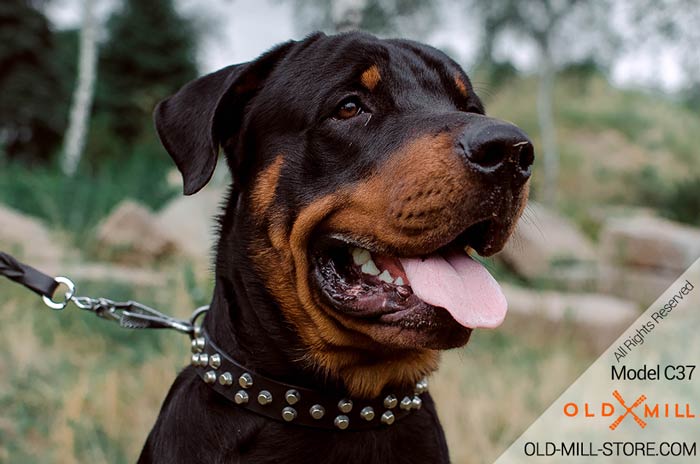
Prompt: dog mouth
<box><xmin>311</xmin><ymin>219</ymin><xmax>508</xmax><ymax>331</ymax></box>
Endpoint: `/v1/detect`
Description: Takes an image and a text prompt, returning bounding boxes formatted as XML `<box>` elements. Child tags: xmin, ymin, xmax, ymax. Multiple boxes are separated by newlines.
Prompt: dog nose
<box><xmin>459</xmin><ymin>120</ymin><xmax>534</xmax><ymax>178</ymax></box>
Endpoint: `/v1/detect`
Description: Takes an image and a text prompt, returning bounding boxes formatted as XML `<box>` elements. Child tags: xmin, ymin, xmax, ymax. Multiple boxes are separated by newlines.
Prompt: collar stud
<box><xmin>234</xmin><ymin>390</ymin><xmax>249</xmax><ymax>404</ymax></box>
<box><xmin>282</xmin><ymin>406</ymin><xmax>297</xmax><ymax>422</ymax></box>
<box><xmin>257</xmin><ymin>390</ymin><xmax>273</xmax><ymax>405</ymax></box>
<box><xmin>381</xmin><ymin>410</ymin><xmax>395</xmax><ymax>425</ymax></box>
<box><xmin>191</xmin><ymin>337</ymin><xmax>205</xmax><ymax>353</ymax></box>
<box><xmin>285</xmin><ymin>389</ymin><xmax>300</xmax><ymax>405</ymax></box>
<box><xmin>203</xmin><ymin>371</ymin><xmax>216</xmax><ymax>384</ymax></box>
<box><xmin>208</xmin><ymin>354</ymin><xmax>221</xmax><ymax>369</ymax></box>
<box><xmin>334</xmin><ymin>415</ymin><xmax>350</xmax><ymax>430</ymax></box>
<box><xmin>218</xmin><ymin>372</ymin><xmax>233</xmax><ymax>386</ymax></box>
<box><xmin>360</xmin><ymin>406</ymin><xmax>375</xmax><ymax>421</ymax></box>
<box><xmin>309</xmin><ymin>404</ymin><xmax>325</xmax><ymax>419</ymax></box>
<box><xmin>238</xmin><ymin>373</ymin><xmax>253</xmax><ymax>388</ymax></box>
<box><xmin>411</xmin><ymin>396</ymin><xmax>422</xmax><ymax>410</ymax></box>
<box><xmin>337</xmin><ymin>399</ymin><xmax>353</xmax><ymax>413</ymax></box>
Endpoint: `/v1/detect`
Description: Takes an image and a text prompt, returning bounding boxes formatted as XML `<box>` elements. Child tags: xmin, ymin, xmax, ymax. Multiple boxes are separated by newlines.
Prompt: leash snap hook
<box><xmin>41</xmin><ymin>276</ymin><xmax>76</xmax><ymax>310</ymax></box>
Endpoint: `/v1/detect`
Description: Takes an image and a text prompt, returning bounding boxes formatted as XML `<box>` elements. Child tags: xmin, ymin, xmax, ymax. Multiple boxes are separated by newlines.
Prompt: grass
<box><xmin>0</xmin><ymin>264</ymin><xmax>213</xmax><ymax>464</ymax></box>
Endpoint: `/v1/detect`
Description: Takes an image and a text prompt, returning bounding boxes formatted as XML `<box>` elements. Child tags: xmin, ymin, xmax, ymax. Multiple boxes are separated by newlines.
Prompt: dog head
<box><xmin>155</xmin><ymin>32</ymin><xmax>533</xmax><ymax>397</ymax></box>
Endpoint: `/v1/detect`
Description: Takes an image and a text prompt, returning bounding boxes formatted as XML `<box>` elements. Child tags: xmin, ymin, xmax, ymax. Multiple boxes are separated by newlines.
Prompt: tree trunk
<box><xmin>61</xmin><ymin>0</ymin><xmax>98</xmax><ymax>176</ymax></box>
<box><xmin>537</xmin><ymin>50</ymin><xmax>559</xmax><ymax>206</ymax></box>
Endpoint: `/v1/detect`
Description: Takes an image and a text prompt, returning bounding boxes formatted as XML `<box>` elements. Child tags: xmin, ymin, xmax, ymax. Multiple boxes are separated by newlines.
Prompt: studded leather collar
<box><xmin>190</xmin><ymin>330</ymin><xmax>428</xmax><ymax>431</ymax></box>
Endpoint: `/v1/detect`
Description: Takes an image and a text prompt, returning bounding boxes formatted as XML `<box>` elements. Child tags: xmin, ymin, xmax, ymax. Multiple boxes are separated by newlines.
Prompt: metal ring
<box><xmin>42</xmin><ymin>276</ymin><xmax>76</xmax><ymax>310</ymax></box>
<box><xmin>189</xmin><ymin>305</ymin><xmax>209</xmax><ymax>337</ymax></box>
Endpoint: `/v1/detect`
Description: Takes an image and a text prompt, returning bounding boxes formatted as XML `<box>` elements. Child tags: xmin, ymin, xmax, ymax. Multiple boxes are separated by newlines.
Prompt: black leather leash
<box><xmin>0</xmin><ymin>250</ymin><xmax>429</xmax><ymax>431</ymax></box>
<box><xmin>0</xmin><ymin>251</ymin><xmax>59</xmax><ymax>299</ymax></box>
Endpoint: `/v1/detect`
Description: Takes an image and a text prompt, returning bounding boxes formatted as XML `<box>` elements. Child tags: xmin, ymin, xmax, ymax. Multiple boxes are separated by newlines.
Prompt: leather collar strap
<box><xmin>190</xmin><ymin>330</ymin><xmax>429</xmax><ymax>431</ymax></box>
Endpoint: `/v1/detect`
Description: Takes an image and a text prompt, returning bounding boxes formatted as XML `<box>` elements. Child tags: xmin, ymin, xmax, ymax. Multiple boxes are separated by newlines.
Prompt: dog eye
<box><xmin>333</xmin><ymin>97</ymin><xmax>363</xmax><ymax>120</ymax></box>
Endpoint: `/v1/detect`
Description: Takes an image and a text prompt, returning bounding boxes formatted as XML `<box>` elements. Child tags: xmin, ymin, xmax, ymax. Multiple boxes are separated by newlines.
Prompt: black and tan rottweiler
<box><xmin>138</xmin><ymin>31</ymin><xmax>533</xmax><ymax>464</ymax></box>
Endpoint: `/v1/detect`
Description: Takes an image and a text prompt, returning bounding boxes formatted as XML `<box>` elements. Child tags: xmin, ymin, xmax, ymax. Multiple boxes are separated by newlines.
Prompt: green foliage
<box><xmin>558</xmin><ymin>93</ymin><xmax>652</xmax><ymax>141</ymax></box>
<box><xmin>624</xmin><ymin>165</ymin><xmax>668</xmax><ymax>209</ymax></box>
<box><xmin>661</xmin><ymin>176</ymin><xmax>700</xmax><ymax>226</ymax></box>
<box><xmin>623</xmin><ymin>166</ymin><xmax>700</xmax><ymax>227</ymax></box>
<box><xmin>479</xmin><ymin>60</ymin><xmax>519</xmax><ymax>90</ymax></box>
<box><xmin>96</xmin><ymin>0</ymin><xmax>198</xmax><ymax>145</ymax></box>
<box><xmin>681</xmin><ymin>82</ymin><xmax>700</xmax><ymax>115</ymax></box>
<box><xmin>0</xmin><ymin>0</ymin><xmax>69</xmax><ymax>162</ymax></box>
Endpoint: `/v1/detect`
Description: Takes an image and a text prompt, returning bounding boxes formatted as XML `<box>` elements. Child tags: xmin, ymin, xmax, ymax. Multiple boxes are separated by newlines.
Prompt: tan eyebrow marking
<box><xmin>454</xmin><ymin>75</ymin><xmax>468</xmax><ymax>97</ymax></box>
<box><xmin>360</xmin><ymin>65</ymin><xmax>381</xmax><ymax>91</ymax></box>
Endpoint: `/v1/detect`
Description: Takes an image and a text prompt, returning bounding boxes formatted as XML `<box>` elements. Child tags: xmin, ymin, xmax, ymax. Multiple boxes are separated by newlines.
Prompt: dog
<box><xmin>138</xmin><ymin>31</ymin><xmax>533</xmax><ymax>464</ymax></box>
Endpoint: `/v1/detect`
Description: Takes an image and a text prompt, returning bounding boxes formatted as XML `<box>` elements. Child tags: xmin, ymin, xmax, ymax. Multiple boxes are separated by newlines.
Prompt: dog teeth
<box><xmin>352</xmin><ymin>246</ymin><xmax>407</xmax><ymax>286</ymax></box>
<box><xmin>352</xmin><ymin>247</ymin><xmax>371</xmax><ymax>266</ymax></box>
<box><xmin>361</xmin><ymin>259</ymin><xmax>381</xmax><ymax>276</ymax></box>
<box><xmin>377</xmin><ymin>270</ymin><xmax>393</xmax><ymax>283</ymax></box>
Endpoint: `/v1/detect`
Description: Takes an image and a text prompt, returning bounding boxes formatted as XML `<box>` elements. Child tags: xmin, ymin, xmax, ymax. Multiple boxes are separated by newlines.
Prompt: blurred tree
<box><xmin>469</xmin><ymin>0</ymin><xmax>616</xmax><ymax>205</ymax></box>
<box><xmin>290</xmin><ymin>0</ymin><xmax>437</xmax><ymax>36</ymax></box>
<box><xmin>626</xmin><ymin>0</ymin><xmax>700</xmax><ymax>113</ymax></box>
<box><xmin>0</xmin><ymin>0</ymin><xmax>67</xmax><ymax>163</ymax></box>
<box><xmin>61</xmin><ymin>0</ymin><xmax>99</xmax><ymax>176</ymax></box>
<box><xmin>96</xmin><ymin>0</ymin><xmax>198</xmax><ymax>146</ymax></box>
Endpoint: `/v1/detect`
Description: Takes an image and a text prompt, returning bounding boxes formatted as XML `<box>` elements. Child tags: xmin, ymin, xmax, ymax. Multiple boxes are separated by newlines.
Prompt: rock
<box><xmin>498</xmin><ymin>202</ymin><xmax>598</xmax><ymax>284</ymax></box>
<box><xmin>96</xmin><ymin>200</ymin><xmax>175</xmax><ymax>264</ymax></box>
<box><xmin>0</xmin><ymin>204</ymin><xmax>63</xmax><ymax>266</ymax></box>
<box><xmin>585</xmin><ymin>205</ymin><xmax>657</xmax><ymax>230</ymax></box>
<box><xmin>156</xmin><ymin>187</ymin><xmax>223</xmax><ymax>263</ymax></box>
<box><xmin>599</xmin><ymin>264</ymin><xmax>681</xmax><ymax>307</ymax></box>
<box><xmin>502</xmin><ymin>284</ymin><xmax>639</xmax><ymax>351</ymax></box>
<box><xmin>545</xmin><ymin>265</ymin><xmax>600</xmax><ymax>292</ymax></box>
<box><xmin>599</xmin><ymin>215</ymin><xmax>700</xmax><ymax>274</ymax></box>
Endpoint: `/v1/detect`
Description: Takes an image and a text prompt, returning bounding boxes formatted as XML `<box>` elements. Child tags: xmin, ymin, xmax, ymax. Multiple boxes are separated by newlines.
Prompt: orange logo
<box><xmin>609</xmin><ymin>390</ymin><xmax>646</xmax><ymax>430</ymax></box>
<box><xmin>563</xmin><ymin>391</ymin><xmax>696</xmax><ymax>430</ymax></box>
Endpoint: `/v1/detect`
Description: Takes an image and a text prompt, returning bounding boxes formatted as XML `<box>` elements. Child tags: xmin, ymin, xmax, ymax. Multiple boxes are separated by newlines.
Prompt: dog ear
<box><xmin>154</xmin><ymin>41</ymin><xmax>296</xmax><ymax>195</ymax></box>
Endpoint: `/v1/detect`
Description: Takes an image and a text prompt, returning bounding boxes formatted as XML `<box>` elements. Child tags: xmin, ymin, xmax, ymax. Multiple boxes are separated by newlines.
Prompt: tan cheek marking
<box><xmin>455</xmin><ymin>75</ymin><xmax>468</xmax><ymax>97</ymax></box>
<box><xmin>360</xmin><ymin>65</ymin><xmax>381</xmax><ymax>91</ymax></box>
<box><xmin>250</xmin><ymin>155</ymin><xmax>284</xmax><ymax>217</ymax></box>
<box><xmin>323</xmin><ymin>133</ymin><xmax>467</xmax><ymax>251</ymax></box>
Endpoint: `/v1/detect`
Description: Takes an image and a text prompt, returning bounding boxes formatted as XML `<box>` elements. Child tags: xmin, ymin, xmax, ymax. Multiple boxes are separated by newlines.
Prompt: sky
<box><xmin>45</xmin><ymin>0</ymin><xmax>686</xmax><ymax>92</ymax></box>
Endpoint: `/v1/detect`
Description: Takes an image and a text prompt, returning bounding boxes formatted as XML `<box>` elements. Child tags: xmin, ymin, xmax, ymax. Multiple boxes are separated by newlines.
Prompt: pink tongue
<box><xmin>399</xmin><ymin>252</ymin><xmax>507</xmax><ymax>329</ymax></box>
